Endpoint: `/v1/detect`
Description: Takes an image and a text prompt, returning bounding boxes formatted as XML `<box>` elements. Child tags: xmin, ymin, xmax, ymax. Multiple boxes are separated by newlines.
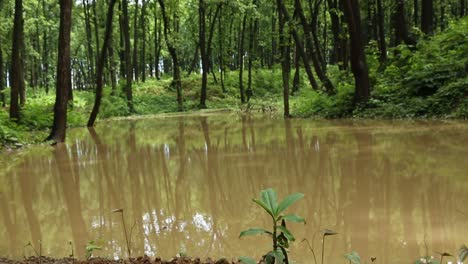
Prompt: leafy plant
<box><xmin>239</xmin><ymin>188</ymin><xmax>305</xmax><ymax>264</ymax></box>
<box><xmin>344</xmin><ymin>251</ymin><xmax>361</xmax><ymax>264</ymax></box>
<box><xmin>459</xmin><ymin>245</ymin><xmax>468</xmax><ymax>262</ymax></box>
<box><xmin>85</xmin><ymin>241</ymin><xmax>102</xmax><ymax>260</ymax></box>
<box><xmin>321</xmin><ymin>229</ymin><xmax>338</xmax><ymax>264</ymax></box>
<box><xmin>112</xmin><ymin>208</ymin><xmax>132</xmax><ymax>258</ymax></box>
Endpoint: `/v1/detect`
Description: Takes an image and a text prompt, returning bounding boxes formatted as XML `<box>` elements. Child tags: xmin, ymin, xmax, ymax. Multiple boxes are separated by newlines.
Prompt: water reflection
<box><xmin>1</xmin><ymin>115</ymin><xmax>468</xmax><ymax>263</ymax></box>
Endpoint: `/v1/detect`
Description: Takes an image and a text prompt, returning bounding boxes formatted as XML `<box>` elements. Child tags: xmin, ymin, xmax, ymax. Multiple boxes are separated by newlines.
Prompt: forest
<box><xmin>0</xmin><ymin>0</ymin><xmax>467</xmax><ymax>146</ymax></box>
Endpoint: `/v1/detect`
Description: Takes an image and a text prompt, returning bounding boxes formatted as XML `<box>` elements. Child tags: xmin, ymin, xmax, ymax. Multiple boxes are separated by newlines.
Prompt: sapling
<box><xmin>239</xmin><ymin>188</ymin><xmax>305</xmax><ymax>264</ymax></box>
<box><xmin>434</xmin><ymin>251</ymin><xmax>452</xmax><ymax>264</ymax></box>
<box><xmin>321</xmin><ymin>229</ymin><xmax>338</xmax><ymax>264</ymax></box>
<box><xmin>459</xmin><ymin>245</ymin><xmax>468</xmax><ymax>262</ymax></box>
<box><xmin>112</xmin><ymin>208</ymin><xmax>131</xmax><ymax>258</ymax></box>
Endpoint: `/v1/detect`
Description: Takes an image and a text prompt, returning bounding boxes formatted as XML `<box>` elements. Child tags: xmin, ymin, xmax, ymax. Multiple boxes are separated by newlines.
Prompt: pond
<box><xmin>1</xmin><ymin>113</ymin><xmax>468</xmax><ymax>263</ymax></box>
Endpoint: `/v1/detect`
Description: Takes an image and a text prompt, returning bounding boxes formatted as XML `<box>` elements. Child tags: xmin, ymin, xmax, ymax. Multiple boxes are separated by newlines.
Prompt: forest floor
<box><xmin>0</xmin><ymin>256</ymin><xmax>246</xmax><ymax>264</ymax></box>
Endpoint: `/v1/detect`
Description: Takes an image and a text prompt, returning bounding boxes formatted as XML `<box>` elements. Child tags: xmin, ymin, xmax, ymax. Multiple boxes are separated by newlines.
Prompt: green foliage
<box><xmin>239</xmin><ymin>188</ymin><xmax>305</xmax><ymax>264</ymax></box>
<box><xmin>459</xmin><ymin>245</ymin><xmax>468</xmax><ymax>262</ymax></box>
<box><xmin>344</xmin><ymin>251</ymin><xmax>361</xmax><ymax>264</ymax></box>
<box><xmin>85</xmin><ymin>241</ymin><xmax>102</xmax><ymax>260</ymax></box>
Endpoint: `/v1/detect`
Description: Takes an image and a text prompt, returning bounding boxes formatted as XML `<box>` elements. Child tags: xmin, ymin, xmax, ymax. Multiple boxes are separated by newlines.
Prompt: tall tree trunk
<box><xmin>247</xmin><ymin>0</ymin><xmax>258</xmax><ymax>102</ymax></box>
<box><xmin>92</xmin><ymin>0</ymin><xmax>100</xmax><ymax>65</ymax></box>
<box><xmin>154</xmin><ymin>4</ymin><xmax>162</xmax><ymax>80</ymax></box>
<box><xmin>238</xmin><ymin>14</ymin><xmax>247</xmax><ymax>103</ymax></box>
<box><xmin>139</xmin><ymin>0</ymin><xmax>147</xmax><ymax>82</ymax></box>
<box><xmin>297</xmin><ymin>0</ymin><xmax>335</xmax><ymax>93</ymax></box>
<box><xmin>122</xmin><ymin>0</ymin><xmax>133</xmax><ymax>111</ymax></box>
<box><xmin>342</xmin><ymin>0</ymin><xmax>371</xmax><ymax>104</ymax></box>
<box><xmin>414</xmin><ymin>0</ymin><xmax>419</xmax><ymax>26</ymax></box>
<box><xmin>47</xmin><ymin>0</ymin><xmax>72</xmax><ymax>143</ymax></box>
<box><xmin>108</xmin><ymin>32</ymin><xmax>117</xmax><ymax>95</ymax></box>
<box><xmin>10</xmin><ymin>0</ymin><xmax>24</xmax><ymax>120</ymax></box>
<box><xmin>0</xmin><ymin>44</ymin><xmax>4</xmax><ymax>107</ymax></box>
<box><xmin>83</xmin><ymin>0</ymin><xmax>95</xmax><ymax>89</ymax></box>
<box><xmin>278</xmin><ymin>0</ymin><xmax>320</xmax><ymax>91</ymax></box>
<box><xmin>199</xmin><ymin>0</ymin><xmax>208</xmax><ymax>108</ymax></box>
<box><xmin>88</xmin><ymin>0</ymin><xmax>117</xmax><ymax>127</ymax></box>
<box><xmin>218</xmin><ymin>6</ymin><xmax>226</xmax><ymax>93</ymax></box>
<box><xmin>376</xmin><ymin>0</ymin><xmax>387</xmax><ymax>64</ymax></box>
<box><xmin>421</xmin><ymin>0</ymin><xmax>434</xmax><ymax>34</ymax></box>
<box><xmin>132</xmin><ymin>0</ymin><xmax>140</xmax><ymax>81</ymax></box>
<box><xmin>158</xmin><ymin>0</ymin><xmax>182</xmax><ymax>110</ymax></box>
<box><xmin>393</xmin><ymin>0</ymin><xmax>417</xmax><ymax>46</ymax></box>
<box><xmin>277</xmin><ymin>0</ymin><xmax>290</xmax><ymax>118</ymax></box>
<box><xmin>460</xmin><ymin>0</ymin><xmax>466</xmax><ymax>17</ymax></box>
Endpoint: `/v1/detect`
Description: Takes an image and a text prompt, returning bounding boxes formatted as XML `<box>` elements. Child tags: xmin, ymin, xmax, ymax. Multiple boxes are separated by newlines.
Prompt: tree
<box><xmin>199</xmin><ymin>0</ymin><xmax>208</xmax><ymax>108</ymax></box>
<box><xmin>421</xmin><ymin>0</ymin><xmax>434</xmax><ymax>34</ymax></box>
<box><xmin>88</xmin><ymin>0</ymin><xmax>117</xmax><ymax>127</ymax></box>
<box><xmin>10</xmin><ymin>0</ymin><xmax>24</xmax><ymax>120</ymax></box>
<box><xmin>158</xmin><ymin>0</ymin><xmax>183</xmax><ymax>110</ymax></box>
<box><xmin>0</xmin><ymin>38</ymin><xmax>4</xmax><ymax>107</ymax></box>
<box><xmin>277</xmin><ymin>0</ymin><xmax>291</xmax><ymax>117</ymax></box>
<box><xmin>122</xmin><ymin>0</ymin><xmax>133</xmax><ymax>111</ymax></box>
<box><xmin>46</xmin><ymin>0</ymin><xmax>72</xmax><ymax>142</ymax></box>
<box><xmin>342</xmin><ymin>0</ymin><xmax>371</xmax><ymax>103</ymax></box>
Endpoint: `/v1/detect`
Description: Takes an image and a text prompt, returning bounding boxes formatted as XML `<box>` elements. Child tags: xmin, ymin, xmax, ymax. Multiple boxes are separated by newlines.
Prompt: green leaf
<box><xmin>281</xmin><ymin>214</ymin><xmax>306</xmax><ymax>223</ymax></box>
<box><xmin>239</xmin><ymin>228</ymin><xmax>272</xmax><ymax>238</ymax></box>
<box><xmin>265</xmin><ymin>249</ymin><xmax>285</xmax><ymax>264</ymax></box>
<box><xmin>253</xmin><ymin>199</ymin><xmax>275</xmax><ymax>218</ymax></box>
<box><xmin>459</xmin><ymin>245</ymin><xmax>468</xmax><ymax>262</ymax></box>
<box><xmin>276</xmin><ymin>193</ymin><xmax>304</xmax><ymax>217</ymax></box>
<box><xmin>277</xmin><ymin>225</ymin><xmax>295</xmax><ymax>242</ymax></box>
<box><xmin>260</xmin><ymin>188</ymin><xmax>278</xmax><ymax>217</ymax></box>
<box><xmin>344</xmin><ymin>251</ymin><xmax>361</xmax><ymax>264</ymax></box>
<box><xmin>239</xmin><ymin>256</ymin><xmax>257</xmax><ymax>264</ymax></box>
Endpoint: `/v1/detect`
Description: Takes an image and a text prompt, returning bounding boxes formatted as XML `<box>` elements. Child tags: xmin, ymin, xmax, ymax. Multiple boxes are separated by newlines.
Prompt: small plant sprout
<box><xmin>239</xmin><ymin>188</ymin><xmax>305</xmax><ymax>264</ymax></box>
<box><xmin>24</xmin><ymin>242</ymin><xmax>39</xmax><ymax>257</ymax></box>
<box><xmin>459</xmin><ymin>245</ymin><xmax>468</xmax><ymax>262</ymax></box>
<box><xmin>68</xmin><ymin>241</ymin><xmax>74</xmax><ymax>258</ymax></box>
<box><xmin>301</xmin><ymin>238</ymin><xmax>318</xmax><ymax>264</ymax></box>
<box><xmin>321</xmin><ymin>229</ymin><xmax>338</xmax><ymax>264</ymax></box>
<box><xmin>434</xmin><ymin>251</ymin><xmax>452</xmax><ymax>264</ymax></box>
<box><xmin>112</xmin><ymin>208</ymin><xmax>131</xmax><ymax>258</ymax></box>
<box><xmin>85</xmin><ymin>241</ymin><xmax>102</xmax><ymax>260</ymax></box>
<box><xmin>344</xmin><ymin>251</ymin><xmax>361</xmax><ymax>264</ymax></box>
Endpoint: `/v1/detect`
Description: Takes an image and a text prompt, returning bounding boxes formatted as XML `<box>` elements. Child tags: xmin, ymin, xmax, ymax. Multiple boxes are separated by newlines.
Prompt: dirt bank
<box><xmin>0</xmin><ymin>256</ymin><xmax>247</xmax><ymax>264</ymax></box>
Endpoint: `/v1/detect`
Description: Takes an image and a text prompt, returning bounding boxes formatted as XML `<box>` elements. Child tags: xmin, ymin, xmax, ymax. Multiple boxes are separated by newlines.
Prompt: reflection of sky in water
<box><xmin>1</xmin><ymin>116</ymin><xmax>468</xmax><ymax>262</ymax></box>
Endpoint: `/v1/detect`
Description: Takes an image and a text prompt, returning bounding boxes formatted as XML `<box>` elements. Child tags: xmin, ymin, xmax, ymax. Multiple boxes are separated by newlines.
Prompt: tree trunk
<box><xmin>10</xmin><ymin>0</ymin><xmax>24</xmax><ymax>120</ymax></box>
<box><xmin>376</xmin><ymin>0</ymin><xmax>387</xmax><ymax>64</ymax></box>
<box><xmin>88</xmin><ymin>0</ymin><xmax>117</xmax><ymax>127</ymax></box>
<box><xmin>296</xmin><ymin>0</ymin><xmax>335</xmax><ymax>93</ymax></box>
<box><xmin>47</xmin><ymin>0</ymin><xmax>72</xmax><ymax>143</ymax></box>
<box><xmin>158</xmin><ymin>0</ymin><xmax>183</xmax><ymax>110</ymax></box>
<box><xmin>0</xmin><ymin>44</ymin><xmax>4</xmax><ymax>107</ymax></box>
<box><xmin>277</xmin><ymin>0</ymin><xmax>290</xmax><ymax>118</ymax></box>
<box><xmin>83</xmin><ymin>0</ymin><xmax>95</xmax><ymax>90</ymax></box>
<box><xmin>199</xmin><ymin>0</ymin><xmax>208</xmax><ymax>108</ymax></box>
<box><xmin>218</xmin><ymin>6</ymin><xmax>226</xmax><ymax>93</ymax></box>
<box><xmin>154</xmin><ymin>3</ymin><xmax>162</xmax><ymax>80</ymax></box>
<box><xmin>393</xmin><ymin>0</ymin><xmax>416</xmax><ymax>46</ymax></box>
<box><xmin>132</xmin><ymin>0</ymin><xmax>139</xmax><ymax>81</ymax></box>
<box><xmin>139</xmin><ymin>0</ymin><xmax>147</xmax><ymax>82</ymax></box>
<box><xmin>122</xmin><ymin>0</ymin><xmax>133</xmax><ymax>111</ymax></box>
<box><xmin>238</xmin><ymin>14</ymin><xmax>247</xmax><ymax>103</ymax></box>
<box><xmin>342</xmin><ymin>0</ymin><xmax>371</xmax><ymax>104</ymax></box>
<box><xmin>421</xmin><ymin>0</ymin><xmax>434</xmax><ymax>34</ymax></box>
<box><xmin>247</xmin><ymin>0</ymin><xmax>258</xmax><ymax>102</ymax></box>
<box><xmin>278</xmin><ymin>0</ymin><xmax>320</xmax><ymax>91</ymax></box>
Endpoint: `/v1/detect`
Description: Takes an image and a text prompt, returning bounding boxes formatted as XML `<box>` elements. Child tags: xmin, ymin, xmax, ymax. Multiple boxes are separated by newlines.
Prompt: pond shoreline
<box><xmin>0</xmin><ymin>256</ymin><xmax>246</xmax><ymax>264</ymax></box>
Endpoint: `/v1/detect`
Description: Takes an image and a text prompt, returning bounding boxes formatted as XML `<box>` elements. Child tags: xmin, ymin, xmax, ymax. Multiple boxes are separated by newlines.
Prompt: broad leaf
<box><xmin>260</xmin><ymin>189</ymin><xmax>278</xmax><ymax>217</ymax></box>
<box><xmin>281</xmin><ymin>214</ymin><xmax>306</xmax><ymax>223</ymax></box>
<box><xmin>265</xmin><ymin>249</ymin><xmax>285</xmax><ymax>264</ymax></box>
<box><xmin>276</xmin><ymin>193</ymin><xmax>304</xmax><ymax>217</ymax></box>
<box><xmin>459</xmin><ymin>245</ymin><xmax>468</xmax><ymax>262</ymax></box>
<box><xmin>253</xmin><ymin>199</ymin><xmax>274</xmax><ymax>218</ymax></box>
<box><xmin>239</xmin><ymin>228</ymin><xmax>272</xmax><ymax>238</ymax></box>
<box><xmin>277</xmin><ymin>225</ymin><xmax>295</xmax><ymax>242</ymax></box>
<box><xmin>344</xmin><ymin>251</ymin><xmax>361</xmax><ymax>264</ymax></box>
<box><xmin>239</xmin><ymin>256</ymin><xmax>257</xmax><ymax>264</ymax></box>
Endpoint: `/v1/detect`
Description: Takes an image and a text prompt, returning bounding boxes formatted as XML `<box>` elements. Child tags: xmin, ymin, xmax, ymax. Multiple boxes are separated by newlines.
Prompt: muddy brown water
<box><xmin>1</xmin><ymin>113</ymin><xmax>468</xmax><ymax>263</ymax></box>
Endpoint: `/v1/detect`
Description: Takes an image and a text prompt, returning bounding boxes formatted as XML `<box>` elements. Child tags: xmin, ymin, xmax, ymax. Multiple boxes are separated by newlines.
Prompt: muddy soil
<box><xmin>0</xmin><ymin>256</ymin><xmax>250</xmax><ymax>264</ymax></box>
